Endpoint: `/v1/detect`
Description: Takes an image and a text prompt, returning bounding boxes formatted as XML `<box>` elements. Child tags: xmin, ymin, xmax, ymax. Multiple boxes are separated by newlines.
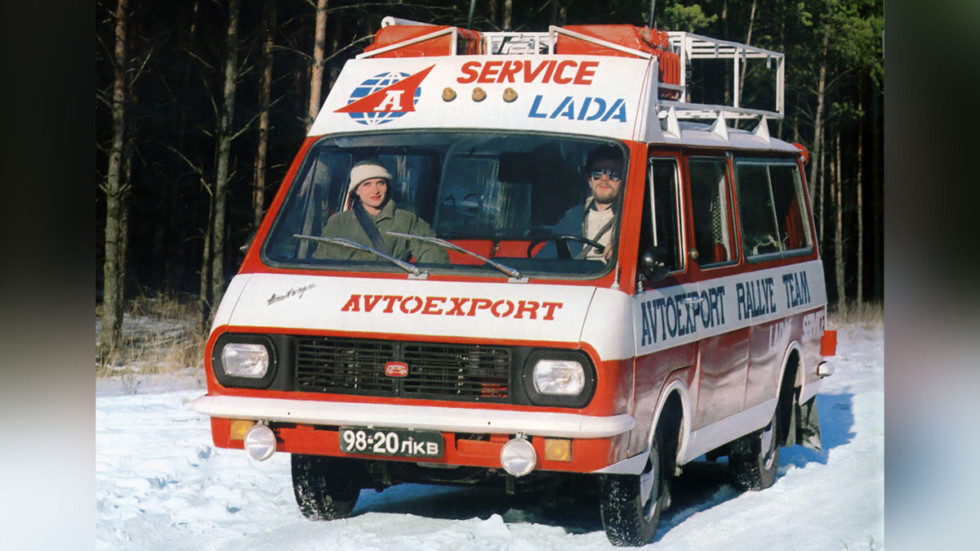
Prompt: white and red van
<box><xmin>193</xmin><ymin>17</ymin><xmax>836</xmax><ymax>546</ymax></box>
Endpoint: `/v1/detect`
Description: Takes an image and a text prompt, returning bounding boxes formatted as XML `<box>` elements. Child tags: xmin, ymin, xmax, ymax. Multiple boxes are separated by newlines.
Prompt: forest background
<box><xmin>95</xmin><ymin>0</ymin><xmax>884</xmax><ymax>361</ymax></box>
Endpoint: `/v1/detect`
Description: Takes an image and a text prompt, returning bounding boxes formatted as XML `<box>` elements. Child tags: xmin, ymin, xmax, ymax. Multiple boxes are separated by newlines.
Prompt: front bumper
<box><xmin>193</xmin><ymin>394</ymin><xmax>637</xmax><ymax>473</ymax></box>
<box><xmin>192</xmin><ymin>395</ymin><xmax>633</xmax><ymax>438</ymax></box>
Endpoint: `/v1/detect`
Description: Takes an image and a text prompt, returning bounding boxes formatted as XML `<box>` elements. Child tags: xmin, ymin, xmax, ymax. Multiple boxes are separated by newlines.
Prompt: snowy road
<box><xmin>96</xmin><ymin>325</ymin><xmax>883</xmax><ymax>550</ymax></box>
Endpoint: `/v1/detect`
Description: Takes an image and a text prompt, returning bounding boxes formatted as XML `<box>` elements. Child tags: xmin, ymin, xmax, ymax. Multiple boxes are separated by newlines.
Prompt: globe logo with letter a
<box><xmin>336</xmin><ymin>66</ymin><xmax>434</xmax><ymax>126</ymax></box>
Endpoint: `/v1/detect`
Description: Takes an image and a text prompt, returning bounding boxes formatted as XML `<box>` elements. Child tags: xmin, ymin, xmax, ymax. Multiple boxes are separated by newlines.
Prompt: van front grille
<box><xmin>295</xmin><ymin>338</ymin><xmax>397</xmax><ymax>393</ymax></box>
<box><xmin>295</xmin><ymin>337</ymin><xmax>511</xmax><ymax>402</ymax></box>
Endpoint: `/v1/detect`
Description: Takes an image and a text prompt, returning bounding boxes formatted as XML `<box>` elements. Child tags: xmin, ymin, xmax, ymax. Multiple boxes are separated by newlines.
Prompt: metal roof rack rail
<box><xmin>662</xmin><ymin>31</ymin><xmax>784</xmax><ymax>123</ymax></box>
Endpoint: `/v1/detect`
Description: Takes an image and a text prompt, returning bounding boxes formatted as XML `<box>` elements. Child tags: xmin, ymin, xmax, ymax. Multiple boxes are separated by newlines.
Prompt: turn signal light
<box><xmin>229</xmin><ymin>419</ymin><xmax>255</xmax><ymax>441</ymax></box>
<box><xmin>544</xmin><ymin>438</ymin><xmax>572</xmax><ymax>462</ymax></box>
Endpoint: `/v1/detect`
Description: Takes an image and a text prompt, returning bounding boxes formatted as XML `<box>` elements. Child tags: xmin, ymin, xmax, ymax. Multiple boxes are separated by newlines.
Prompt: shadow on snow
<box><xmin>346</xmin><ymin>393</ymin><xmax>856</xmax><ymax>540</ymax></box>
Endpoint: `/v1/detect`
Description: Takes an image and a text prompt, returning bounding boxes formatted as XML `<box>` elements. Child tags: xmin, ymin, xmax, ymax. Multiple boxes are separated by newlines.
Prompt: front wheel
<box><xmin>291</xmin><ymin>454</ymin><xmax>362</xmax><ymax>520</ymax></box>
<box><xmin>599</xmin><ymin>433</ymin><xmax>669</xmax><ymax>546</ymax></box>
<box><xmin>729</xmin><ymin>407</ymin><xmax>780</xmax><ymax>491</ymax></box>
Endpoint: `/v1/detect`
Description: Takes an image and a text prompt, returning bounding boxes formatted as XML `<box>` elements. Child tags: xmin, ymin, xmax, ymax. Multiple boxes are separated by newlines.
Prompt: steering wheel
<box><xmin>526</xmin><ymin>235</ymin><xmax>605</xmax><ymax>259</ymax></box>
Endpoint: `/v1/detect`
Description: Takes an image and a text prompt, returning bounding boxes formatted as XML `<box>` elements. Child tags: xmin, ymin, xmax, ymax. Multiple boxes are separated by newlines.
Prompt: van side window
<box><xmin>734</xmin><ymin>160</ymin><xmax>813</xmax><ymax>259</ymax></box>
<box><xmin>643</xmin><ymin>158</ymin><xmax>683</xmax><ymax>272</ymax></box>
<box><xmin>688</xmin><ymin>158</ymin><xmax>736</xmax><ymax>267</ymax></box>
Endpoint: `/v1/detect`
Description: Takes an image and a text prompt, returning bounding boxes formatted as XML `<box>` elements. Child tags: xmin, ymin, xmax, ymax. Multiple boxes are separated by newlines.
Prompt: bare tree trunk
<box><xmin>721</xmin><ymin>0</ymin><xmax>729</xmax><ymax>103</ymax></box>
<box><xmin>856</xmin><ymin>117</ymin><xmax>864</xmax><ymax>305</ymax></box>
<box><xmin>199</xmin><ymin>200</ymin><xmax>212</xmax><ymax>330</ymax></box>
<box><xmin>504</xmin><ymin>0</ymin><xmax>512</xmax><ymax>31</ymax></box>
<box><xmin>307</xmin><ymin>0</ymin><xmax>329</xmax><ymax>132</ymax></box>
<box><xmin>253</xmin><ymin>0</ymin><xmax>276</xmax><ymax>230</ymax></box>
<box><xmin>872</xmin><ymin>80</ymin><xmax>882</xmax><ymax>301</ymax></box>
<box><xmin>834</xmin><ymin>133</ymin><xmax>845</xmax><ymax>313</ymax></box>
<box><xmin>808</xmin><ymin>10</ymin><xmax>831</xmax><ymax>200</ymax></box>
<box><xmin>208</xmin><ymin>0</ymin><xmax>241</xmax><ymax>321</ymax></box>
<box><xmin>817</xmin><ymin>131</ymin><xmax>825</xmax><ymax>244</ymax></box>
<box><xmin>721</xmin><ymin>0</ymin><xmax>728</xmax><ymax>34</ymax></box>
<box><xmin>490</xmin><ymin>0</ymin><xmax>498</xmax><ymax>28</ymax></box>
<box><xmin>167</xmin><ymin>0</ymin><xmax>200</xmax><ymax>289</ymax></box>
<box><xmin>777</xmin><ymin>5</ymin><xmax>787</xmax><ymax>138</ymax></box>
<box><xmin>121</xmin><ymin>133</ymin><xmax>134</xmax><ymax>303</ymax></box>
<box><xmin>327</xmin><ymin>13</ymin><xmax>342</xmax><ymax>91</ymax></box>
<box><xmin>738</xmin><ymin>0</ymin><xmax>758</xmax><ymax>103</ymax></box>
<box><xmin>100</xmin><ymin>0</ymin><xmax>129</xmax><ymax>362</ymax></box>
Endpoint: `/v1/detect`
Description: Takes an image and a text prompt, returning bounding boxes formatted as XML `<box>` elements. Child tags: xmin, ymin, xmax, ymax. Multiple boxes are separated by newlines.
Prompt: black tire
<box><xmin>291</xmin><ymin>454</ymin><xmax>362</xmax><ymax>520</ymax></box>
<box><xmin>598</xmin><ymin>432</ymin><xmax>669</xmax><ymax>547</ymax></box>
<box><xmin>729</xmin><ymin>407</ymin><xmax>780</xmax><ymax>491</ymax></box>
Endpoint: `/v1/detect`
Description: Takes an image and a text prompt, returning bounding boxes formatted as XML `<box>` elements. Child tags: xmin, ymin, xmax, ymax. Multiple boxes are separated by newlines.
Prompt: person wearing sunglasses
<box><xmin>542</xmin><ymin>145</ymin><xmax>624</xmax><ymax>262</ymax></box>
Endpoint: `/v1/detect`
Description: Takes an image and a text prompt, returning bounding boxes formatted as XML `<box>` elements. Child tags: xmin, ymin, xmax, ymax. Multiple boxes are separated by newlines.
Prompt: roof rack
<box><xmin>358</xmin><ymin>17</ymin><xmax>784</xmax><ymax>126</ymax></box>
<box><xmin>664</xmin><ymin>32</ymin><xmax>784</xmax><ymax>121</ymax></box>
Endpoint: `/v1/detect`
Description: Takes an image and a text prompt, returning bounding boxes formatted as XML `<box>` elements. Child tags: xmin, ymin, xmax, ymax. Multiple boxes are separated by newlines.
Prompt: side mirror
<box><xmin>239</xmin><ymin>231</ymin><xmax>256</xmax><ymax>254</ymax></box>
<box><xmin>641</xmin><ymin>246</ymin><xmax>670</xmax><ymax>282</ymax></box>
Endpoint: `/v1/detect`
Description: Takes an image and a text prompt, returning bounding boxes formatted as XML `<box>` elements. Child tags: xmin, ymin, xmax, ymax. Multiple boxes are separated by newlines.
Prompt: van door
<box><xmin>685</xmin><ymin>156</ymin><xmax>749</xmax><ymax>430</ymax></box>
<box><xmin>631</xmin><ymin>151</ymin><xmax>696</xmax><ymax>453</ymax></box>
<box><xmin>734</xmin><ymin>158</ymin><xmax>816</xmax><ymax>410</ymax></box>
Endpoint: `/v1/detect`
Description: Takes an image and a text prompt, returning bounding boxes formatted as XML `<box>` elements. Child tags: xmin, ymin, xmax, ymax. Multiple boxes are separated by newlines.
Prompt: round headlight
<box><xmin>532</xmin><ymin>359</ymin><xmax>585</xmax><ymax>396</ymax></box>
<box><xmin>221</xmin><ymin>343</ymin><xmax>270</xmax><ymax>378</ymax></box>
<box><xmin>500</xmin><ymin>436</ymin><xmax>536</xmax><ymax>477</ymax></box>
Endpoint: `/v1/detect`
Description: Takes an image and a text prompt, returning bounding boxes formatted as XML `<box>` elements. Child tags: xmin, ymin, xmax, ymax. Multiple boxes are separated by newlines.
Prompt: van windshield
<box><xmin>262</xmin><ymin>131</ymin><xmax>627</xmax><ymax>279</ymax></box>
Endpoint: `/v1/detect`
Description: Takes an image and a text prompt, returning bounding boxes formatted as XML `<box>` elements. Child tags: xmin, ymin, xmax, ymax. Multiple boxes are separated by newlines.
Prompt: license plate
<box><xmin>339</xmin><ymin>427</ymin><xmax>443</xmax><ymax>458</ymax></box>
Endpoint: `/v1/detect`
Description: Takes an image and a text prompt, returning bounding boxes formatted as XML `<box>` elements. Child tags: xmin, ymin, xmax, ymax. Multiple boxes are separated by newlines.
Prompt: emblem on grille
<box><xmin>385</xmin><ymin>361</ymin><xmax>409</xmax><ymax>377</ymax></box>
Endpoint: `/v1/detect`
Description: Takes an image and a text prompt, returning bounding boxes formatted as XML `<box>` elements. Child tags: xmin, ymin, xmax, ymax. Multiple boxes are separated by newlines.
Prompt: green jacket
<box><xmin>314</xmin><ymin>200</ymin><xmax>449</xmax><ymax>264</ymax></box>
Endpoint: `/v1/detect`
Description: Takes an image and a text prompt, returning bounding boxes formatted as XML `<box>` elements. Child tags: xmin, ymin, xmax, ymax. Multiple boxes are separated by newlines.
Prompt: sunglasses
<box><xmin>590</xmin><ymin>168</ymin><xmax>622</xmax><ymax>182</ymax></box>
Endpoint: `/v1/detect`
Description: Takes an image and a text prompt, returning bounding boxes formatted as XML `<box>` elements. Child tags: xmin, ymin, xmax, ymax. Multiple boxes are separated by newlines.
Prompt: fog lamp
<box><xmin>500</xmin><ymin>435</ymin><xmax>536</xmax><ymax>477</ymax></box>
<box><xmin>244</xmin><ymin>423</ymin><xmax>276</xmax><ymax>461</ymax></box>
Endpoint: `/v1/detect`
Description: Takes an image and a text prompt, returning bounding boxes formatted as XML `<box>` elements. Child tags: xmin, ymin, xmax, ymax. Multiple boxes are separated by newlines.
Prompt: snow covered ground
<box><xmin>95</xmin><ymin>324</ymin><xmax>884</xmax><ymax>550</ymax></box>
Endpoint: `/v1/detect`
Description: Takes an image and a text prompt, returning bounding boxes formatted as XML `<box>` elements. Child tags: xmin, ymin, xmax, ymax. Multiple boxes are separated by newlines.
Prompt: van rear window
<box><xmin>734</xmin><ymin>160</ymin><xmax>813</xmax><ymax>260</ymax></box>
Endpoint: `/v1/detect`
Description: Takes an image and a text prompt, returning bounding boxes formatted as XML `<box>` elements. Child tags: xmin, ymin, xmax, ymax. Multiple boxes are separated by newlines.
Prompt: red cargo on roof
<box><xmin>361</xmin><ymin>22</ymin><xmax>680</xmax><ymax>99</ymax></box>
<box><xmin>555</xmin><ymin>25</ymin><xmax>680</xmax><ymax>94</ymax></box>
<box><xmin>362</xmin><ymin>24</ymin><xmax>482</xmax><ymax>57</ymax></box>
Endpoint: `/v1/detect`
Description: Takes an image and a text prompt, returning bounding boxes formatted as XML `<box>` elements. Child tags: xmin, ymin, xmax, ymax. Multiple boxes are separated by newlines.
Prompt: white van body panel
<box><xmin>311</xmin><ymin>55</ymin><xmax>655</xmax><ymax>141</ymax></box>
<box><xmin>219</xmin><ymin>272</ymin><xmax>598</xmax><ymax>346</ymax></box>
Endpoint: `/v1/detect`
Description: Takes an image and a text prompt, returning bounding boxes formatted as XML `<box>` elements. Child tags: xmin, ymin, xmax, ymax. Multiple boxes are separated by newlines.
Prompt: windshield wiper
<box><xmin>294</xmin><ymin>234</ymin><xmax>426</xmax><ymax>278</ymax></box>
<box><xmin>386</xmin><ymin>231</ymin><xmax>524</xmax><ymax>280</ymax></box>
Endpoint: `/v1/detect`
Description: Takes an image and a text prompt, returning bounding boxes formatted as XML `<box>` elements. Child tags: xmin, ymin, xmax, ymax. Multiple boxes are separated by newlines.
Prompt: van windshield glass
<box><xmin>263</xmin><ymin>132</ymin><xmax>627</xmax><ymax>279</ymax></box>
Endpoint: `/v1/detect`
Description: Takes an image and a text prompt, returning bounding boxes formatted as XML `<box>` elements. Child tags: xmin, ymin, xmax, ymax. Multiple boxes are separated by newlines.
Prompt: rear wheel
<box><xmin>729</xmin><ymin>407</ymin><xmax>780</xmax><ymax>491</ymax></box>
<box><xmin>291</xmin><ymin>454</ymin><xmax>362</xmax><ymax>520</ymax></box>
<box><xmin>599</xmin><ymin>432</ymin><xmax>669</xmax><ymax>546</ymax></box>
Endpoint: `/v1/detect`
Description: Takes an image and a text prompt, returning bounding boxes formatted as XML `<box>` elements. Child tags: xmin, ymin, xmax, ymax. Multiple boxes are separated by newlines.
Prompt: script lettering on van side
<box><xmin>266</xmin><ymin>284</ymin><xmax>316</xmax><ymax>306</ymax></box>
<box><xmin>341</xmin><ymin>294</ymin><xmax>563</xmax><ymax>320</ymax></box>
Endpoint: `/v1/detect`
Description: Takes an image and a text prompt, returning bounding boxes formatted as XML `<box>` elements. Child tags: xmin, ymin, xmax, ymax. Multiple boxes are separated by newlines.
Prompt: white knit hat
<box><xmin>348</xmin><ymin>161</ymin><xmax>392</xmax><ymax>193</ymax></box>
